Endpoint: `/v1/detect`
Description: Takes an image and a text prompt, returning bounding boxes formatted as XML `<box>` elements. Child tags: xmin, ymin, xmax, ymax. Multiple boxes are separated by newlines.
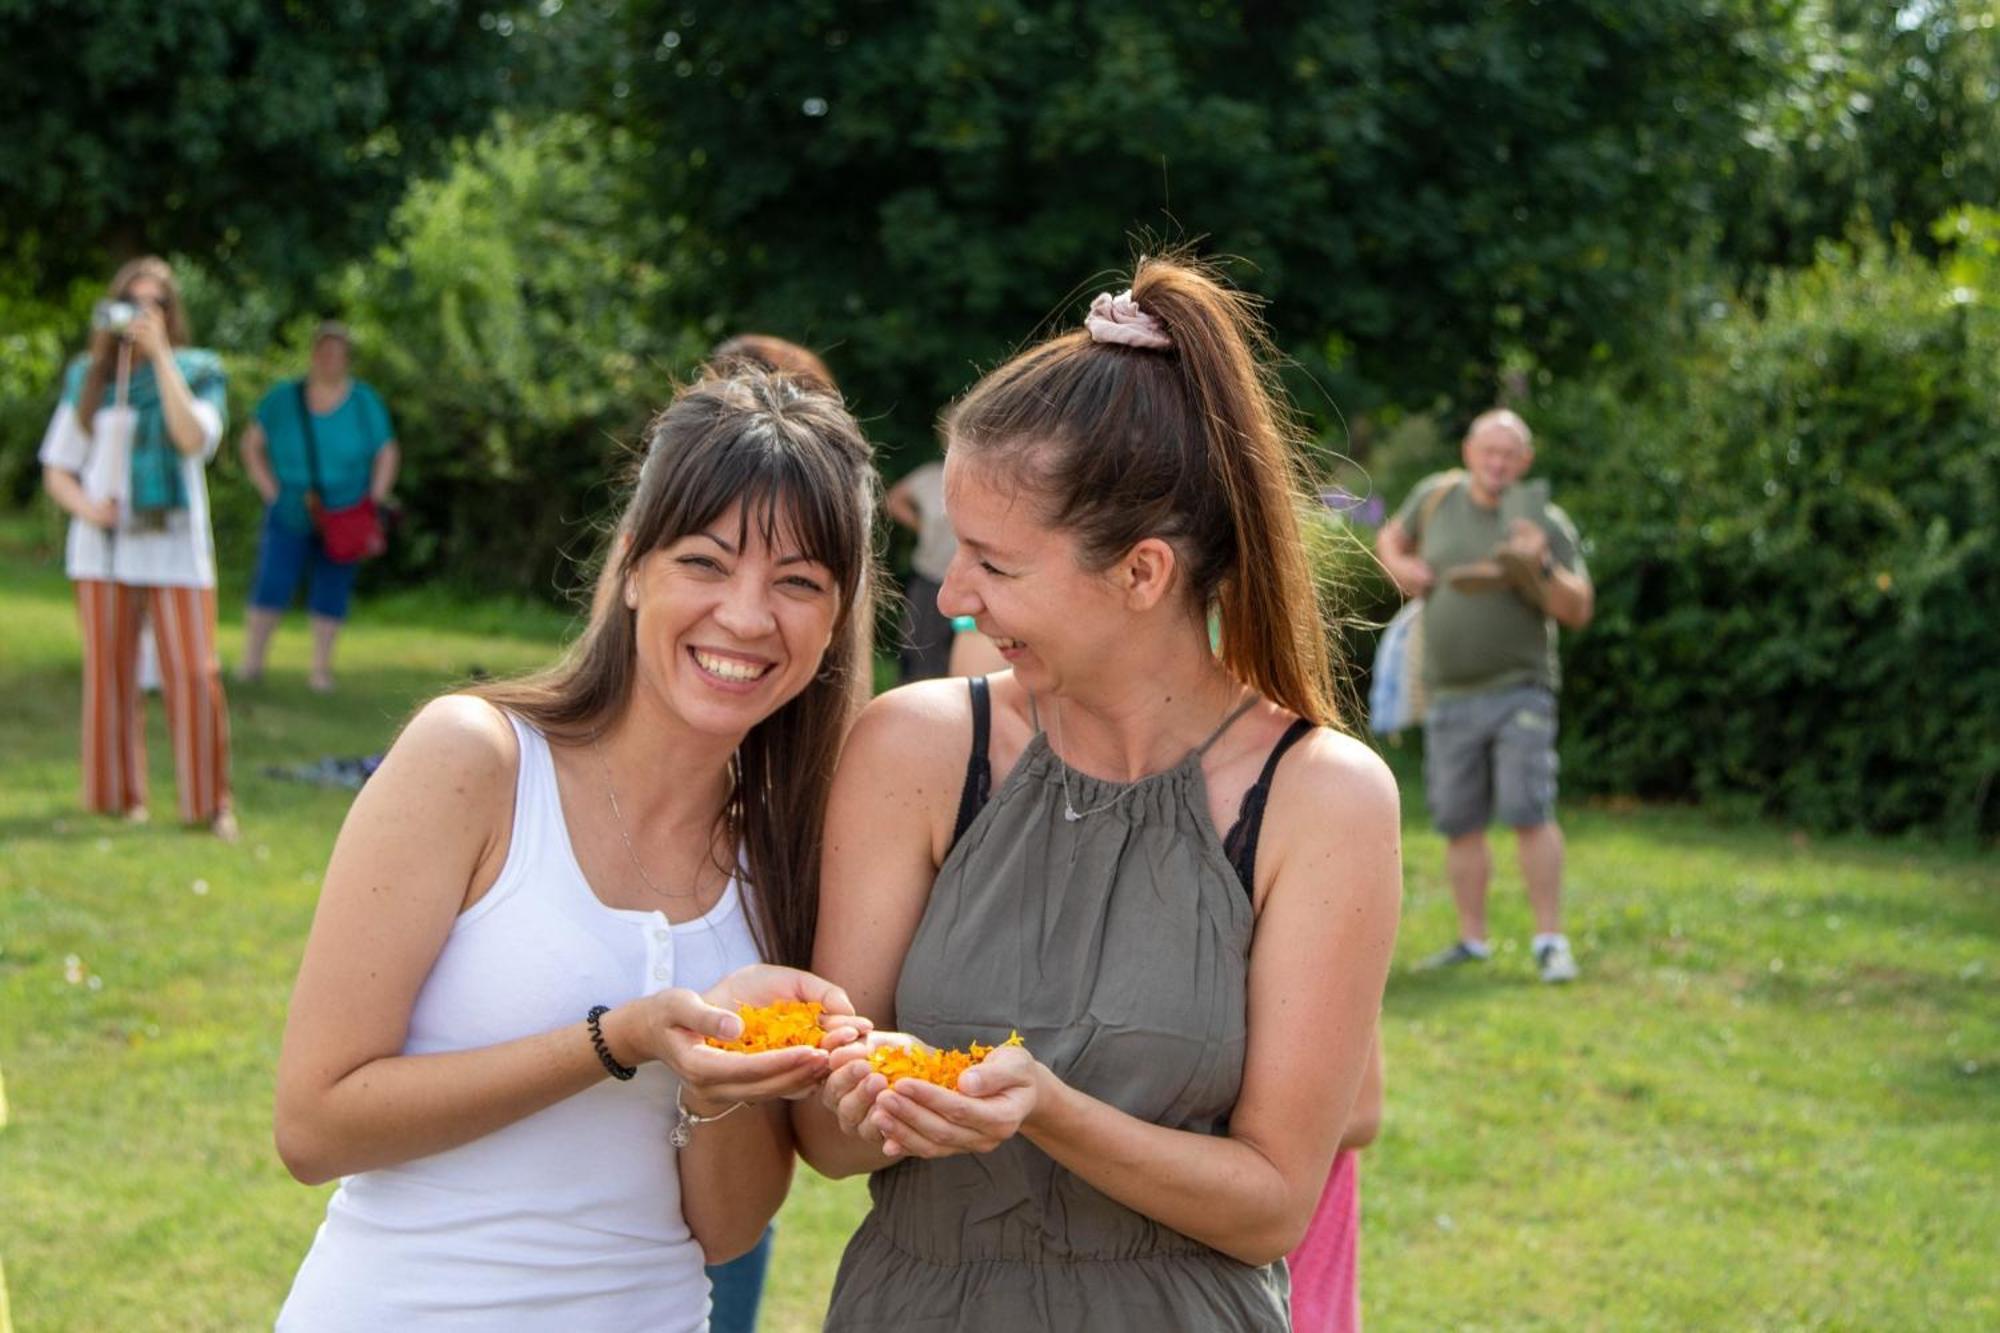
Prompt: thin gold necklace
<box><xmin>592</xmin><ymin>736</ymin><xmax>703</xmax><ymax>900</ymax></box>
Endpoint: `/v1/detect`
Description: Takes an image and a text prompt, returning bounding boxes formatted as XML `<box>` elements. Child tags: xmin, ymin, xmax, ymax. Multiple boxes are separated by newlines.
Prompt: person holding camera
<box><xmin>237</xmin><ymin>321</ymin><xmax>400</xmax><ymax>694</ymax></box>
<box><xmin>37</xmin><ymin>256</ymin><xmax>236</xmax><ymax>837</ymax></box>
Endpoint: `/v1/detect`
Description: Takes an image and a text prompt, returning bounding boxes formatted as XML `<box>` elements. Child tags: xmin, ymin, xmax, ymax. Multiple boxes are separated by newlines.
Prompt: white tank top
<box><xmin>277</xmin><ymin>712</ymin><xmax>764</xmax><ymax>1331</ymax></box>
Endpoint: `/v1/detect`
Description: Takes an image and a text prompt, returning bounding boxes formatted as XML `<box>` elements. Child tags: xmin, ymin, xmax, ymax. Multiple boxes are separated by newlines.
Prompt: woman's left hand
<box><xmin>127</xmin><ymin>306</ymin><xmax>173</xmax><ymax>364</ymax></box>
<box><xmin>865</xmin><ymin>1042</ymin><xmax>1042</xmax><ymax>1160</ymax></box>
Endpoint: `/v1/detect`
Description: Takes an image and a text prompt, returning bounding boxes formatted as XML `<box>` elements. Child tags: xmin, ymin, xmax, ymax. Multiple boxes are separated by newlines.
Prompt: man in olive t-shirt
<box><xmin>1376</xmin><ymin>409</ymin><xmax>1595</xmax><ymax>983</ymax></box>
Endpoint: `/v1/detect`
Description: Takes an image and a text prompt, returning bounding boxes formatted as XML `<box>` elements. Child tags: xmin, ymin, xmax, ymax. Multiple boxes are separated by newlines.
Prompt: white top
<box><xmin>38</xmin><ymin>399</ymin><xmax>225</xmax><ymax>588</ymax></box>
<box><xmin>900</xmin><ymin>460</ymin><xmax>957</xmax><ymax>582</ymax></box>
<box><xmin>276</xmin><ymin>712</ymin><xmax>764</xmax><ymax>1332</ymax></box>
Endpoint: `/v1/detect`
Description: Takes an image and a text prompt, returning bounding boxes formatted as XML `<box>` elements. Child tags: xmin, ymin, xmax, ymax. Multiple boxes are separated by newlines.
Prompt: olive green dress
<box><xmin>824</xmin><ymin>697</ymin><xmax>1288</xmax><ymax>1331</ymax></box>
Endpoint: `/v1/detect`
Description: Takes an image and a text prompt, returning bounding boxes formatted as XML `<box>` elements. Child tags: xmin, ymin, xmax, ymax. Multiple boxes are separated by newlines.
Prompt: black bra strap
<box><xmin>1222</xmin><ymin>718</ymin><xmax>1315</xmax><ymax>897</ymax></box>
<box><xmin>950</xmin><ymin>676</ymin><xmax>993</xmax><ymax>849</ymax></box>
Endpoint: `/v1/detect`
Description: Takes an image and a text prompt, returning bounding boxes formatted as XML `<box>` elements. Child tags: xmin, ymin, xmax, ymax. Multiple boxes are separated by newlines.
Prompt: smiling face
<box><xmin>936</xmin><ymin>451</ymin><xmax>1129</xmax><ymax>694</ymax></box>
<box><xmin>626</xmin><ymin>498</ymin><xmax>841</xmax><ymax>740</ymax></box>
<box><xmin>1462</xmin><ymin>418</ymin><xmax>1535</xmax><ymax>502</ymax></box>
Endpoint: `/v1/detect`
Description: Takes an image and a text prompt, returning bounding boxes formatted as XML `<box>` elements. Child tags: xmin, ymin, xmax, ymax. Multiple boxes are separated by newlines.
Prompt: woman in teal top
<box><xmin>239</xmin><ymin>321</ymin><xmax>399</xmax><ymax>693</ymax></box>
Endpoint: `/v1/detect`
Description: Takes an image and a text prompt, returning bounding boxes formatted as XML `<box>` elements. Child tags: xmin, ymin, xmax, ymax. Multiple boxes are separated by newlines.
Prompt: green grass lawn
<box><xmin>2</xmin><ymin>525</ymin><xmax>1995</xmax><ymax>1331</ymax></box>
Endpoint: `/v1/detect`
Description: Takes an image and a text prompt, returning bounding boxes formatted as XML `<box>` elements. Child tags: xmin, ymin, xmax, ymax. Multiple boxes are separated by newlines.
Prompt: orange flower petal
<box><xmin>705</xmin><ymin>1000</ymin><xmax>827</xmax><ymax>1053</ymax></box>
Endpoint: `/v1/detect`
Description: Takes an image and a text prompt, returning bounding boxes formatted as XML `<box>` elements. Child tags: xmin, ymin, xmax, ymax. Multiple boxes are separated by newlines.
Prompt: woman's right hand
<box><xmin>86</xmin><ymin>497</ymin><xmax>120</xmax><ymax>530</ymax></box>
<box><xmin>1391</xmin><ymin>553</ymin><xmax>1435</xmax><ymax>597</ymax></box>
<box><xmin>608</xmin><ymin>966</ymin><xmax>869</xmax><ymax>1110</ymax></box>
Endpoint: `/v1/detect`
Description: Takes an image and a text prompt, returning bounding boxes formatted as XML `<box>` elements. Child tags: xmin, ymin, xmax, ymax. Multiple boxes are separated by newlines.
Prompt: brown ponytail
<box><xmin>945</xmin><ymin>252</ymin><xmax>1339</xmax><ymax>726</ymax></box>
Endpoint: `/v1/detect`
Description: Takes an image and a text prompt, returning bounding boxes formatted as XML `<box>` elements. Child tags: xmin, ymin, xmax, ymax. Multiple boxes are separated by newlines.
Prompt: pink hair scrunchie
<box><xmin>1084</xmin><ymin>290</ymin><xmax>1172</xmax><ymax>350</ymax></box>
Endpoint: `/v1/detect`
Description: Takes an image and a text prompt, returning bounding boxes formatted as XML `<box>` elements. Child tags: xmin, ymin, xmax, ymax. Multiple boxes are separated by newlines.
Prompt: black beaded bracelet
<box><xmin>586</xmin><ymin>1005</ymin><xmax>637</xmax><ymax>1081</ymax></box>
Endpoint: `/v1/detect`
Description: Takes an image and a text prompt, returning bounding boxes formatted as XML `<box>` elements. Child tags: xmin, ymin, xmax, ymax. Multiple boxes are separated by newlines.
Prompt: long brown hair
<box><xmin>77</xmin><ymin>256</ymin><xmax>191</xmax><ymax>436</ymax></box>
<box><xmin>944</xmin><ymin>253</ymin><xmax>1339</xmax><ymax>726</ymax></box>
<box><xmin>475</xmin><ymin>365</ymin><xmax>880</xmax><ymax>967</ymax></box>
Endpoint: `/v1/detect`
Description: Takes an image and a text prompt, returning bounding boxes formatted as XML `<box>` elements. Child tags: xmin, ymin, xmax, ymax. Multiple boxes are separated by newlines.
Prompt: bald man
<box><xmin>1376</xmin><ymin>410</ymin><xmax>1594</xmax><ymax>983</ymax></box>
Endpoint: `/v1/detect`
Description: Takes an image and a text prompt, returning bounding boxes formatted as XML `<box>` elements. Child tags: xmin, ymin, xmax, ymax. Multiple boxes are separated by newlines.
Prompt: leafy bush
<box><xmin>316</xmin><ymin>113</ymin><xmax>707</xmax><ymax>599</ymax></box>
<box><xmin>1531</xmin><ymin>233</ymin><xmax>1999</xmax><ymax>838</ymax></box>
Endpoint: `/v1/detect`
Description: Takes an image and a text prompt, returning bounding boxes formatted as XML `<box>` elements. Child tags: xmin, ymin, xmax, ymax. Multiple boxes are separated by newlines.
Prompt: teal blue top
<box><xmin>61</xmin><ymin>350</ymin><xmax>228</xmax><ymax>516</ymax></box>
<box><xmin>255</xmin><ymin>379</ymin><xmax>395</xmax><ymax>531</ymax></box>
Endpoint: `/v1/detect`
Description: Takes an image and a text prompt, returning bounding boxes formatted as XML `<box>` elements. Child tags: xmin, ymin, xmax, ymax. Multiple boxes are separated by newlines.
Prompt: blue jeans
<box><xmin>705</xmin><ymin>1224</ymin><xmax>774</xmax><ymax>1333</ymax></box>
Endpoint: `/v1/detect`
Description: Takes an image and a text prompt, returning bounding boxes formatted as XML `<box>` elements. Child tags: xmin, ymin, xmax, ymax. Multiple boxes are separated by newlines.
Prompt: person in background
<box><xmin>37</xmin><ymin>255</ymin><xmax>236</xmax><ymax>838</ymax></box>
<box><xmin>885</xmin><ymin>458</ymin><xmax>957</xmax><ymax>682</ymax></box>
<box><xmin>238</xmin><ymin>322</ymin><xmax>399</xmax><ymax>693</ymax></box>
<box><xmin>946</xmin><ymin>613</ymin><xmax>1009</xmax><ymax>677</ymax></box>
<box><xmin>1375</xmin><ymin>409</ymin><xmax>1593</xmax><ymax>983</ymax></box>
<box><xmin>1287</xmin><ymin>1037</ymin><xmax>1383</xmax><ymax>1332</ymax></box>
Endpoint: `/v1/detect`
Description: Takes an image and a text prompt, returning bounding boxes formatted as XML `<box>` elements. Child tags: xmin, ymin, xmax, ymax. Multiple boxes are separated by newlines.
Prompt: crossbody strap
<box><xmin>295</xmin><ymin>379</ymin><xmax>326</xmax><ymax>508</ymax></box>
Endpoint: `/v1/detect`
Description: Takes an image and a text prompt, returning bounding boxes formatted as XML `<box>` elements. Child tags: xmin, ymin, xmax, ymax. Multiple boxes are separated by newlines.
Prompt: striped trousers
<box><xmin>74</xmin><ymin>580</ymin><xmax>232</xmax><ymax>824</ymax></box>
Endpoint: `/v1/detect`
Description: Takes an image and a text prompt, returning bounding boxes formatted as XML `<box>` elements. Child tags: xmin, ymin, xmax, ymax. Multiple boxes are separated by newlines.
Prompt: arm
<box><xmin>128</xmin><ymin>310</ymin><xmax>210</xmax><ymax>457</ymax></box>
<box><xmin>1376</xmin><ymin>517</ymin><xmax>1434</xmax><ymax>597</ymax></box>
<box><xmin>274</xmin><ymin>696</ymin><xmax>841</xmax><ymax>1187</ymax></box>
<box><xmin>792</xmin><ymin>683</ymin><xmax>969</xmax><ymax>1179</ymax></box>
<box><xmin>1541</xmin><ymin>564</ymin><xmax>1594</xmax><ymax>630</ymax></box>
<box><xmin>1339</xmin><ymin>1033</ymin><xmax>1383</xmax><ymax>1151</ymax></box>
<box><xmin>42</xmin><ymin>464</ymin><xmax>117</xmax><ymax>529</ymax></box>
<box><xmin>868</xmin><ymin>733</ymin><xmax>1403</xmax><ymax>1266</ymax></box>
<box><xmin>240</xmin><ymin>421</ymin><xmax>280</xmax><ymax>505</ymax></box>
<box><xmin>1504</xmin><ymin>519</ymin><xmax>1594</xmax><ymax>630</ymax></box>
<box><xmin>370</xmin><ymin>439</ymin><xmax>401</xmax><ymax>504</ymax></box>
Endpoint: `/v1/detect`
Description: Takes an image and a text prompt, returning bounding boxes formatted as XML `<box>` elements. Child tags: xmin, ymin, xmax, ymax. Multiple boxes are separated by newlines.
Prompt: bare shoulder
<box><xmin>366</xmin><ymin>693</ymin><xmax>520</xmax><ymax>811</ymax></box>
<box><xmin>1278</xmin><ymin>727</ymin><xmax>1400</xmax><ymax>826</ymax></box>
<box><xmin>1260</xmin><ymin>725</ymin><xmax>1402</xmax><ymax>897</ymax></box>
<box><xmin>843</xmin><ymin>677</ymin><xmax>977</xmax><ymax>774</ymax></box>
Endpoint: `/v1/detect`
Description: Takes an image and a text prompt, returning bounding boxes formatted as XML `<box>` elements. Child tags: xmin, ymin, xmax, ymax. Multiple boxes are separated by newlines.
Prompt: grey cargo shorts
<box><xmin>1422</xmin><ymin>685</ymin><xmax>1559</xmax><ymax>836</ymax></box>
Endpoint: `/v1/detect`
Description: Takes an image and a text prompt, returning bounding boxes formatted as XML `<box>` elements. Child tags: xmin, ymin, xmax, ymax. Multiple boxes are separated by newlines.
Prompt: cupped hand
<box><xmin>613</xmin><ymin>985</ymin><xmax>833</xmax><ymax>1110</ymax></box>
<box><xmin>703</xmin><ymin>963</ymin><xmax>873</xmax><ymax>1052</ymax></box>
<box><xmin>821</xmin><ymin>1031</ymin><xmax>916</xmax><ymax>1146</ymax></box>
<box><xmin>871</xmin><ymin>1043</ymin><xmax>1040</xmax><ymax>1159</ymax></box>
<box><xmin>87</xmin><ymin>497</ymin><xmax>120</xmax><ymax>530</ymax></box>
<box><xmin>829</xmin><ymin>1037</ymin><xmax>1042</xmax><ymax>1160</ymax></box>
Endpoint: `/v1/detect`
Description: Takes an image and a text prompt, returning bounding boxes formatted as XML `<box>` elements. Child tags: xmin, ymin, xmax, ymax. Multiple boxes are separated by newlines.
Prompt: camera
<box><xmin>92</xmin><ymin>299</ymin><xmax>139</xmax><ymax>334</ymax></box>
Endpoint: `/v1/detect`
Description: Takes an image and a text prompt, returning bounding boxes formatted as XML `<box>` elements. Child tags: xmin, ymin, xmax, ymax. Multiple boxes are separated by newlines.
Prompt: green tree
<box><xmin>610</xmin><ymin>1</ymin><xmax>1774</xmax><ymax>458</ymax></box>
<box><xmin>0</xmin><ymin>0</ymin><xmax>526</xmax><ymax>295</ymax></box>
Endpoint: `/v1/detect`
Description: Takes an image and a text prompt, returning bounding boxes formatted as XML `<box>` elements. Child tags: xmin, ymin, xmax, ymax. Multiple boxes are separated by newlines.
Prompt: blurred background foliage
<box><xmin>2</xmin><ymin>0</ymin><xmax>1995</xmax><ymax>835</ymax></box>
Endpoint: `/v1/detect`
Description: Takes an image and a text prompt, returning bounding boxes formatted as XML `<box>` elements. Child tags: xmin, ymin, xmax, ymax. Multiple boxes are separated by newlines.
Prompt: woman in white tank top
<box><xmin>273</xmin><ymin>364</ymin><xmax>882</xmax><ymax>1330</ymax></box>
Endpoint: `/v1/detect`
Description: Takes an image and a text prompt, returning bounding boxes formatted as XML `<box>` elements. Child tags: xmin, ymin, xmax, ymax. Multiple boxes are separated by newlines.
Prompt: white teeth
<box><xmin>694</xmin><ymin>651</ymin><xmax>767</xmax><ymax>682</ymax></box>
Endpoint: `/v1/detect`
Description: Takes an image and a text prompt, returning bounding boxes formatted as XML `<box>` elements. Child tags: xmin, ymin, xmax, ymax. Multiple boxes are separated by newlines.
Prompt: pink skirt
<box><xmin>1287</xmin><ymin>1150</ymin><xmax>1361</xmax><ymax>1332</ymax></box>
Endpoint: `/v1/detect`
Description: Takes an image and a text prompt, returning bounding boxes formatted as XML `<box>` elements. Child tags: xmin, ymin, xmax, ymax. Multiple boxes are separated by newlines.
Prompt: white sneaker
<box><xmin>1535</xmin><ymin>937</ymin><xmax>1579</xmax><ymax>984</ymax></box>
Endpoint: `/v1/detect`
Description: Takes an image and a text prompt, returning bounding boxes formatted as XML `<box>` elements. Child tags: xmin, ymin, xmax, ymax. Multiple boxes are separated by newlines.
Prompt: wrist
<box><xmin>681</xmin><ymin>1085</ymin><xmax>736</xmax><ymax>1118</ymax></box>
<box><xmin>594</xmin><ymin>1003</ymin><xmax>644</xmax><ymax>1072</ymax></box>
<box><xmin>1018</xmin><ymin>1061</ymin><xmax>1062</xmax><ymax>1141</ymax></box>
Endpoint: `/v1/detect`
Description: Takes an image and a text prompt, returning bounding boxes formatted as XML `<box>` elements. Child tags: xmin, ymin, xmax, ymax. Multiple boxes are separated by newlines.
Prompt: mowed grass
<box><xmin>1</xmin><ymin>529</ymin><xmax>1995</xmax><ymax>1331</ymax></box>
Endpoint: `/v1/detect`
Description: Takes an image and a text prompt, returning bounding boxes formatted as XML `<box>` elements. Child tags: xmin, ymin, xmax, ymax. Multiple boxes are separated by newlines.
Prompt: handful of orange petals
<box><xmin>705</xmin><ymin>1000</ymin><xmax>828</xmax><ymax>1053</ymax></box>
<box><xmin>868</xmin><ymin>1030</ymin><xmax>1025</xmax><ymax>1091</ymax></box>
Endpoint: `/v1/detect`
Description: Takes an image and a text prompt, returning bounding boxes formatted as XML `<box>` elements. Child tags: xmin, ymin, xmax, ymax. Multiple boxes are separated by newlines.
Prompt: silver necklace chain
<box><xmin>593</xmin><ymin>736</ymin><xmax>700</xmax><ymax>900</ymax></box>
<box><xmin>1051</xmin><ymin>688</ymin><xmax>1245</xmax><ymax>823</ymax></box>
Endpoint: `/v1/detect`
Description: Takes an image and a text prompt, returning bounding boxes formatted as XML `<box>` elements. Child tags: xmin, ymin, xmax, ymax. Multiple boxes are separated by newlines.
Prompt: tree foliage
<box><xmin>611</xmin><ymin>0</ymin><xmax>1778</xmax><ymax>460</ymax></box>
<box><xmin>1533</xmin><ymin>233</ymin><xmax>2000</xmax><ymax>838</ymax></box>
<box><xmin>0</xmin><ymin>0</ymin><xmax>519</xmax><ymax>296</ymax></box>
